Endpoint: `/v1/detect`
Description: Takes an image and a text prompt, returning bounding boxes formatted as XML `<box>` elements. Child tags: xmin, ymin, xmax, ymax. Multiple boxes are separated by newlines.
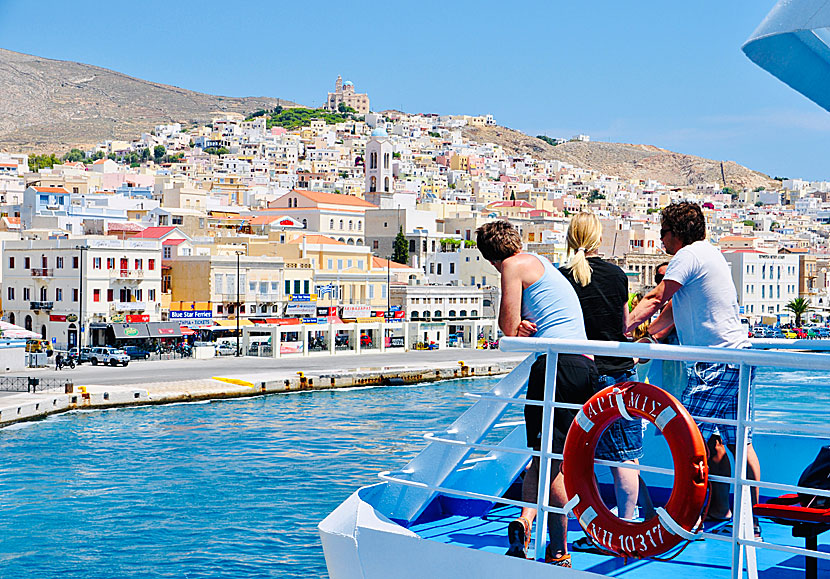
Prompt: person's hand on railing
<box><xmin>516</xmin><ymin>320</ymin><xmax>537</xmax><ymax>337</ymax></box>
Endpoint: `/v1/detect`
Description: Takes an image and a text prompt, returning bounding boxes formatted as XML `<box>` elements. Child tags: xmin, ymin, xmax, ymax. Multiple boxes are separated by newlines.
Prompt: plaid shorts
<box><xmin>682</xmin><ymin>362</ymin><xmax>755</xmax><ymax>447</ymax></box>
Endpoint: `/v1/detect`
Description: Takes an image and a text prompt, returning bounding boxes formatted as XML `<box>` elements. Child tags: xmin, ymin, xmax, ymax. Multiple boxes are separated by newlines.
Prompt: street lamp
<box><xmin>75</xmin><ymin>245</ymin><xmax>88</xmax><ymax>348</ymax></box>
<box><xmin>235</xmin><ymin>250</ymin><xmax>244</xmax><ymax>356</ymax></box>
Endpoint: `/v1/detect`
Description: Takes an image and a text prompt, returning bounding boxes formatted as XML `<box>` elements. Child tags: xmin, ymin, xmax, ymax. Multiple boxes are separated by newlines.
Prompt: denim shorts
<box><xmin>594</xmin><ymin>369</ymin><xmax>644</xmax><ymax>462</ymax></box>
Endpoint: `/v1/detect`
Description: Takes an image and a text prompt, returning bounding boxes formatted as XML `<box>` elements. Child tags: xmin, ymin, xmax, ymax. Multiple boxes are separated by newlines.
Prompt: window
<box><xmin>347</xmin><ymin>259</ymin><xmax>353</xmax><ymax>268</ymax></box>
<box><xmin>437</xmin><ymin>263</ymin><xmax>442</xmax><ymax>275</ymax></box>
<box><xmin>93</xmin><ymin>257</ymin><xmax>102</xmax><ymax>269</ymax></box>
<box><xmin>471</xmin><ymin>276</ymin><xmax>476</xmax><ymax>285</ymax></box>
<box><xmin>358</xmin><ymin>221</ymin><xmax>362</xmax><ymax>230</ymax></box>
<box><xmin>249</xmin><ymin>281</ymin><xmax>256</xmax><ymax>292</ymax></box>
<box><xmin>293</xmin><ymin>280</ymin><xmax>301</xmax><ymax>294</ymax></box>
<box><xmin>409</xmin><ymin>240</ymin><xmax>416</xmax><ymax>252</ymax></box>
<box><xmin>163</xmin><ymin>247</ymin><xmax>172</xmax><ymax>259</ymax></box>
<box><xmin>107</xmin><ymin>289</ymin><xmax>114</xmax><ymax>302</ymax></box>
<box><xmin>56</xmin><ymin>257</ymin><xmax>64</xmax><ymax>269</ymax></box>
<box><xmin>329</xmin><ymin>219</ymin><xmax>334</xmax><ymax>229</ymax></box>
<box><xmin>73</xmin><ymin>289</ymin><xmax>79</xmax><ymax>302</ymax></box>
<box><xmin>172</xmin><ymin>216</ymin><xmax>183</xmax><ymax>225</ymax></box>
<box><xmin>369</xmin><ymin>285</ymin><xmax>375</xmax><ymax>299</ymax></box>
<box><xmin>339</xmin><ymin>220</ymin><xmax>344</xmax><ymax>230</ymax></box>
<box><xmin>337</xmin><ymin>259</ymin><xmax>343</xmax><ymax>270</ymax></box>
<box><xmin>285</xmin><ymin>280</ymin><xmax>290</xmax><ymax>295</ymax></box>
<box><xmin>149</xmin><ymin>259</ymin><xmax>155</xmax><ymax>271</ymax></box>
<box><xmin>373</xmin><ymin>240</ymin><xmax>379</xmax><ymax>250</ymax></box>
<box><xmin>148</xmin><ymin>289</ymin><xmax>156</xmax><ymax>301</ymax></box>
<box><xmin>73</xmin><ymin>256</ymin><xmax>79</xmax><ymax>269</ymax></box>
<box><xmin>7</xmin><ymin>287</ymin><xmax>13</xmax><ymax>300</ymax></box>
<box><xmin>381</xmin><ymin>285</ymin><xmax>387</xmax><ymax>298</ymax></box>
<box><xmin>135</xmin><ymin>289</ymin><xmax>142</xmax><ymax>301</ymax></box>
<box><xmin>93</xmin><ymin>289</ymin><xmax>101</xmax><ymax>302</ymax></box>
<box><xmin>8</xmin><ymin>256</ymin><xmax>13</xmax><ymax>269</ymax></box>
<box><xmin>349</xmin><ymin>220</ymin><xmax>353</xmax><ymax>230</ymax></box>
<box><xmin>327</xmin><ymin>259</ymin><xmax>333</xmax><ymax>269</ymax></box>
<box><xmin>106</xmin><ymin>258</ymin><xmax>114</xmax><ymax>269</ymax></box>
<box><xmin>304</xmin><ymin>280</ymin><xmax>310</xmax><ymax>293</ymax></box>
<box><xmin>135</xmin><ymin>259</ymin><xmax>143</xmax><ymax>270</ymax></box>
<box><xmin>450</xmin><ymin>263</ymin><xmax>455</xmax><ymax>274</ymax></box>
<box><xmin>358</xmin><ymin>260</ymin><xmax>363</xmax><ymax>269</ymax></box>
<box><xmin>24</xmin><ymin>257</ymin><xmax>30</xmax><ymax>269</ymax></box>
<box><xmin>430</xmin><ymin>263</ymin><xmax>435</xmax><ymax>274</ymax></box>
<box><xmin>23</xmin><ymin>288</ymin><xmax>30</xmax><ymax>301</ymax></box>
<box><xmin>271</xmin><ymin>282</ymin><xmax>278</xmax><ymax>293</ymax></box>
<box><xmin>259</xmin><ymin>282</ymin><xmax>267</xmax><ymax>294</ymax></box>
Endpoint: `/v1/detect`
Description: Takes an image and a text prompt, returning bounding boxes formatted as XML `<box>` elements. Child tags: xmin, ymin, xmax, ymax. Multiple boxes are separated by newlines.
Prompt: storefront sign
<box><xmin>289</xmin><ymin>294</ymin><xmax>317</xmax><ymax>302</ymax></box>
<box><xmin>111</xmin><ymin>314</ymin><xmax>125</xmax><ymax>323</ymax></box>
<box><xmin>126</xmin><ymin>314</ymin><xmax>150</xmax><ymax>323</ymax></box>
<box><xmin>317</xmin><ymin>306</ymin><xmax>336</xmax><ymax>317</ymax></box>
<box><xmin>66</xmin><ymin>314</ymin><xmax>78</xmax><ymax>322</ymax></box>
<box><xmin>342</xmin><ymin>304</ymin><xmax>370</xmax><ymax>318</ymax></box>
<box><xmin>124</xmin><ymin>326</ymin><xmax>140</xmax><ymax>337</ymax></box>
<box><xmin>49</xmin><ymin>314</ymin><xmax>67</xmax><ymax>322</ymax></box>
<box><xmin>170</xmin><ymin>310</ymin><xmax>213</xmax><ymax>320</ymax></box>
<box><xmin>285</xmin><ymin>303</ymin><xmax>317</xmax><ymax>317</ymax></box>
<box><xmin>302</xmin><ymin>317</ymin><xmax>317</xmax><ymax>324</ymax></box>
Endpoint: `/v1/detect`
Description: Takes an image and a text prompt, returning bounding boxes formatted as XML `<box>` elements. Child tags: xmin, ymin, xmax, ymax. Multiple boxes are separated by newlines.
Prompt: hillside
<box><xmin>0</xmin><ymin>48</ymin><xmax>300</xmax><ymax>151</ymax></box>
<box><xmin>463</xmin><ymin>125</ymin><xmax>775</xmax><ymax>189</ymax></box>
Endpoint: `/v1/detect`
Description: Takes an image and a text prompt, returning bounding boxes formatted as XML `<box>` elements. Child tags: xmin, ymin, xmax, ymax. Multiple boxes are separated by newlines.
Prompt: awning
<box><xmin>110</xmin><ymin>323</ymin><xmax>151</xmax><ymax>339</ymax></box>
<box><xmin>146</xmin><ymin>321</ymin><xmax>183</xmax><ymax>338</ymax></box>
<box><xmin>212</xmin><ymin>319</ymin><xmax>254</xmax><ymax>328</ymax></box>
<box><xmin>180</xmin><ymin>326</ymin><xmax>196</xmax><ymax>336</ymax></box>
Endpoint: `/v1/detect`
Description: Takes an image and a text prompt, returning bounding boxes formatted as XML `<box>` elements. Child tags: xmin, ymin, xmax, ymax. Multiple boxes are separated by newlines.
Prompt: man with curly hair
<box><xmin>626</xmin><ymin>202</ymin><xmax>760</xmax><ymax>532</ymax></box>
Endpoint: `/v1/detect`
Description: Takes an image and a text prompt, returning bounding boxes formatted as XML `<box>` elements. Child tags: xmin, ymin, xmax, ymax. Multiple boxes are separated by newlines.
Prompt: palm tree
<box><xmin>785</xmin><ymin>297</ymin><xmax>810</xmax><ymax>327</ymax></box>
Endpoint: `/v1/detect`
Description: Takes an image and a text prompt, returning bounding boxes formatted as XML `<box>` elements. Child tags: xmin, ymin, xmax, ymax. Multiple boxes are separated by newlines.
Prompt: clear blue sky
<box><xmin>1</xmin><ymin>0</ymin><xmax>828</xmax><ymax>181</ymax></box>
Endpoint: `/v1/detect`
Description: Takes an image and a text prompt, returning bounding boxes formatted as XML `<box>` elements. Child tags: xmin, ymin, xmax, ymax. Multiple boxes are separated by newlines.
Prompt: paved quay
<box><xmin>0</xmin><ymin>349</ymin><xmax>526</xmax><ymax>427</ymax></box>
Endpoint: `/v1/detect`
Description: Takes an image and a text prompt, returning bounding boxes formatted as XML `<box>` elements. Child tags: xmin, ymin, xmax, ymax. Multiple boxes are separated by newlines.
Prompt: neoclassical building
<box><xmin>325</xmin><ymin>76</ymin><xmax>370</xmax><ymax>114</ymax></box>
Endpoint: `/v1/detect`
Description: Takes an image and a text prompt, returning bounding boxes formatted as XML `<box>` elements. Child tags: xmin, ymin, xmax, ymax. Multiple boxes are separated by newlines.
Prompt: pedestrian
<box><xmin>558</xmin><ymin>213</ymin><xmax>654</xmax><ymax>547</ymax></box>
<box><xmin>476</xmin><ymin>220</ymin><xmax>597</xmax><ymax>567</ymax></box>
<box><xmin>626</xmin><ymin>202</ymin><xmax>761</xmax><ymax>536</ymax></box>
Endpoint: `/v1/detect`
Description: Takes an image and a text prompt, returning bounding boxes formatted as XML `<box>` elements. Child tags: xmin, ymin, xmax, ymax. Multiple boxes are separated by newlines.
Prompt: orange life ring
<box><xmin>562</xmin><ymin>381</ymin><xmax>708</xmax><ymax>558</ymax></box>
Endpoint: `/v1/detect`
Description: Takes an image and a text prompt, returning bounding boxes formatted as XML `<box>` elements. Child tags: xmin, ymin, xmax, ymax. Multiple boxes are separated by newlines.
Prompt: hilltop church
<box><xmin>325</xmin><ymin>76</ymin><xmax>370</xmax><ymax>114</ymax></box>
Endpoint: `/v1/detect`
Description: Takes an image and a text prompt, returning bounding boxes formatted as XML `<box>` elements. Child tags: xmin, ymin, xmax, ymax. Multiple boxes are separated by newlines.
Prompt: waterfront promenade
<box><xmin>0</xmin><ymin>349</ymin><xmax>525</xmax><ymax>427</ymax></box>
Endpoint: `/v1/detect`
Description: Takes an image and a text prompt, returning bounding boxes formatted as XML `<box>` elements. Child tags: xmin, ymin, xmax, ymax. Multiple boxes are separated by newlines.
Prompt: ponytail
<box><xmin>564</xmin><ymin>212</ymin><xmax>602</xmax><ymax>287</ymax></box>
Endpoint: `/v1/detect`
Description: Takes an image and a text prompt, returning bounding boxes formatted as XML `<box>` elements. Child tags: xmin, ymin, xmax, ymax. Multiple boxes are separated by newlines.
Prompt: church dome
<box><xmin>343</xmin><ymin>80</ymin><xmax>354</xmax><ymax>86</ymax></box>
<box><xmin>371</xmin><ymin>127</ymin><xmax>388</xmax><ymax>137</ymax></box>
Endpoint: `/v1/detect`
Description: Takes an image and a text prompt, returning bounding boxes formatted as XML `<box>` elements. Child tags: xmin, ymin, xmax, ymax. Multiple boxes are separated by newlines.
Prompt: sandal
<box><xmin>571</xmin><ymin>536</ymin><xmax>604</xmax><ymax>554</ymax></box>
<box><xmin>545</xmin><ymin>545</ymin><xmax>572</xmax><ymax>567</ymax></box>
<box><xmin>505</xmin><ymin>516</ymin><xmax>531</xmax><ymax>558</ymax></box>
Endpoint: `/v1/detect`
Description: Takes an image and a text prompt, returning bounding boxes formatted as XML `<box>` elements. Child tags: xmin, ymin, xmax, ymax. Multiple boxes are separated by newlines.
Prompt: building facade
<box><xmin>325</xmin><ymin>76</ymin><xmax>370</xmax><ymax>114</ymax></box>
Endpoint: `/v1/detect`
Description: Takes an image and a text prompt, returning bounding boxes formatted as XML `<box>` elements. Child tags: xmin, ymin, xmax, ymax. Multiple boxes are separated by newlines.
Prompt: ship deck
<box><xmin>410</xmin><ymin>504</ymin><xmax>830</xmax><ymax>578</ymax></box>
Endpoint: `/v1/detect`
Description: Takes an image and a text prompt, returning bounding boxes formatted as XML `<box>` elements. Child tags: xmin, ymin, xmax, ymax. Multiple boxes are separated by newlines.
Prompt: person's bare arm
<box><xmin>497</xmin><ymin>259</ymin><xmax>524</xmax><ymax>336</ymax></box>
<box><xmin>649</xmin><ymin>300</ymin><xmax>675</xmax><ymax>339</ymax></box>
<box><xmin>626</xmin><ymin>280</ymin><xmax>681</xmax><ymax>333</ymax></box>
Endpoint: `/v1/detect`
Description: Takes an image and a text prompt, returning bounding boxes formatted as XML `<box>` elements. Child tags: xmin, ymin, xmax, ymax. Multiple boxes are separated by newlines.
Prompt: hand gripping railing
<box><xmin>379</xmin><ymin>337</ymin><xmax>830</xmax><ymax>577</ymax></box>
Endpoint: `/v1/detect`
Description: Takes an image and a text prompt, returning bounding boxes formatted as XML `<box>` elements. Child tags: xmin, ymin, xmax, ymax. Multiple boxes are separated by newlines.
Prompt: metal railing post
<box><xmin>730</xmin><ymin>362</ymin><xmax>756</xmax><ymax>579</ymax></box>
<box><xmin>533</xmin><ymin>350</ymin><xmax>559</xmax><ymax>561</ymax></box>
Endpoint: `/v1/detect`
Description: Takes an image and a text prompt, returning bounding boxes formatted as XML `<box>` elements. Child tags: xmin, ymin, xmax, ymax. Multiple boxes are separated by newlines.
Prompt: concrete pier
<box><xmin>0</xmin><ymin>353</ymin><xmax>524</xmax><ymax>427</ymax></box>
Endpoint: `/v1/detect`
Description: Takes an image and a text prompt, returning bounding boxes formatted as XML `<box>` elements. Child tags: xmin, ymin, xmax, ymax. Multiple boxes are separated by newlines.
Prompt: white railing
<box><xmin>378</xmin><ymin>337</ymin><xmax>830</xmax><ymax>578</ymax></box>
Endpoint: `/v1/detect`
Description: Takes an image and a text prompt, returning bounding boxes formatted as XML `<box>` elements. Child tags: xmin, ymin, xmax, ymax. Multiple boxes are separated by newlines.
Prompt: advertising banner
<box><xmin>342</xmin><ymin>304</ymin><xmax>370</xmax><ymax>318</ymax></box>
<box><xmin>126</xmin><ymin>314</ymin><xmax>150</xmax><ymax>323</ymax></box>
<box><xmin>170</xmin><ymin>310</ymin><xmax>213</xmax><ymax>320</ymax></box>
<box><xmin>285</xmin><ymin>303</ymin><xmax>317</xmax><ymax>317</ymax></box>
<box><xmin>289</xmin><ymin>294</ymin><xmax>317</xmax><ymax>302</ymax></box>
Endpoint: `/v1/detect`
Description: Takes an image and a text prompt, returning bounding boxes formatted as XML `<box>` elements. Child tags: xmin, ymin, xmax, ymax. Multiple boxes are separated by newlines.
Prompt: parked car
<box><xmin>215</xmin><ymin>342</ymin><xmax>237</xmax><ymax>356</ymax></box>
<box><xmin>69</xmin><ymin>347</ymin><xmax>92</xmax><ymax>363</ymax></box>
<box><xmin>88</xmin><ymin>347</ymin><xmax>130</xmax><ymax>366</ymax></box>
<box><xmin>770</xmin><ymin>330</ymin><xmax>786</xmax><ymax>339</ymax></box>
<box><xmin>794</xmin><ymin>328</ymin><xmax>808</xmax><ymax>339</ymax></box>
<box><xmin>817</xmin><ymin>327</ymin><xmax>830</xmax><ymax>338</ymax></box>
<box><xmin>26</xmin><ymin>339</ymin><xmax>53</xmax><ymax>356</ymax></box>
<box><xmin>123</xmin><ymin>345</ymin><xmax>151</xmax><ymax>360</ymax></box>
<box><xmin>783</xmin><ymin>330</ymin><xmax>798</xmax><ymax>339</ymax></box>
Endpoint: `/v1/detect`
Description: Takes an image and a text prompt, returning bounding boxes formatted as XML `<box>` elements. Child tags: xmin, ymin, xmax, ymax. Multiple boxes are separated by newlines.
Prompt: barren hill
<box><xmin>463</xmin><ymin>125</ymin><xmax>775</xmax><ymax>189</ymax></box>
<box><xmin>0</xmin><ymin>48</ymin><xmax>299</xmax><ymax>151</ymax></box>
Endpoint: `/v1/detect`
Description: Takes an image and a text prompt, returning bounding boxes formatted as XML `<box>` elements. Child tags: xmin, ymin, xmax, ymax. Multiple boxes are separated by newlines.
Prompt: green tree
<box><xmin>742</xmin><ymin>220</ymin><xmax>756</xmax><ymax>228</ymax></box>
<box><xmin>723</xmin><ymin>186</ymin><xmax>739</xmax><ymax>198</ymax></box>
<box><xmin>337</xmin><ymin>103</ymin><xmax>357</xmax><ymax>114</ymax></box>
<box><xmin>140</xmin><ymin>148</ymin><xmax>151</xmax><ymax>161</ymax></box>
<box><xmin>753</xmin><ymin>186</ymin><xmax>766</xmax><ymax>192</ymax></box>
<box><xmin>785</xmin><ymin>297</ymin><xmax>810</xmax><ymax>327</ymax></box>
<box><xmin>153</xmin><ymin>145</ymin><xmax>166</xmax><ymax>163</ymax></box>
<box><xmin>392</xmin><ymin>227</ymin><xmax>409</xmax><ymax>265</ymax></box>
<box><xmin>28</xmin><ymin>153</ymin><xmax>60</xmax><ymax>171</ymax></box>
<box><xmin>62</xmin><ymin>148</ymin><xmax>85</xmax><ymax>163</ymax></box>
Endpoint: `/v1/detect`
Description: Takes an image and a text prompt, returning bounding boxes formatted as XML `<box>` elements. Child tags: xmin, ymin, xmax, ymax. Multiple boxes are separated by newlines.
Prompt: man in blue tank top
<box><xmin>476</xmin><ymin>220</ymin><xmax>597</xmax><ymax>567</ymax></box>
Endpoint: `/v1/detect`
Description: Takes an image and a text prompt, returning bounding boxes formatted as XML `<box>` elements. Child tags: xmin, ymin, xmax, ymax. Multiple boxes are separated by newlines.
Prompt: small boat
<box><xmin>320</xmin><ymin>337</ymin><xmax>830</xmax><ymax>578</ymax></box>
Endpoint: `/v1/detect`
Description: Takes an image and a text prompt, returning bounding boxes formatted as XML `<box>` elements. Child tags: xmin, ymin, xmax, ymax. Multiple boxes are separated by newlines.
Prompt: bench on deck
<box><xmin>755</xmin><ymin>494</ymin><xmax>830</xmax><ymax>579</ymax></box>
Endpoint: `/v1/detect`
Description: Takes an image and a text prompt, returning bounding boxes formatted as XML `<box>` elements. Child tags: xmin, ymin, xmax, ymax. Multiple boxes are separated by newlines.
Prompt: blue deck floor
<box><xmin>410</xmin><ymin>505</ymin><xmax>829</xmax><ymax>578</ymax></box>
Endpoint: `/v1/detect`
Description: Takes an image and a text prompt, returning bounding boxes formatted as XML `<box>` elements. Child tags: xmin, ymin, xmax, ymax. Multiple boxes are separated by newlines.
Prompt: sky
<box><xmin>1</xmin><ymin>0</ymin><xmax>828</xmax><ymax>181</ymax></box>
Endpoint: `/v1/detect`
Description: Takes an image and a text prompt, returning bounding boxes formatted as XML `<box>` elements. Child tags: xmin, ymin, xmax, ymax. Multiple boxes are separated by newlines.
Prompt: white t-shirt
<box><xmin>663</xmin><ymin>240</ymin><xmax>749</xmax><ymax>349</ymax></box>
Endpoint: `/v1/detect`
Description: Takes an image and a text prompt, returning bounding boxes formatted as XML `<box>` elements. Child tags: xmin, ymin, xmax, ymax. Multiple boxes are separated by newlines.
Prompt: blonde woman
<box><xmin>558</xmin><ymin>212</ymin><xmax>648</xmax><ymax>542</ymax></box>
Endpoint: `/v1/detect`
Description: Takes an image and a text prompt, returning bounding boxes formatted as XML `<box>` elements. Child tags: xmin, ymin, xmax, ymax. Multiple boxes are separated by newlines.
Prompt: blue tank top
<box><xmin>521</xmin><ymin>254</ymin><xmax>587</xmax><ymax>340</ymax></box>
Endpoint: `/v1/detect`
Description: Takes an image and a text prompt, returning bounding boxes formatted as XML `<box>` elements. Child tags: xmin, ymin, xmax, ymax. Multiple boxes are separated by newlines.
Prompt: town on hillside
<box><xmin>0</xmin><ymin>76</ymin><xmax>827</xmax><ymax>362</ymax></box>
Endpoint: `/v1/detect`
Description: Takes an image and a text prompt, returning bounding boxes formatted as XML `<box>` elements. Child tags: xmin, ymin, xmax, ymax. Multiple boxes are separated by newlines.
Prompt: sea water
<box><xmin>0</xmin><ymin>369</ymin><xmax>827</xmax><ymax>578</ymax></box>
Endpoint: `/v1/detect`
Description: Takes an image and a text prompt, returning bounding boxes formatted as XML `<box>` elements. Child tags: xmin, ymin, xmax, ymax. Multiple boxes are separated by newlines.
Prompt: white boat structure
<box><xmin>320</xmin><ymin>337</ymin><xmax>830</xmax><ymax>578</ymax></box>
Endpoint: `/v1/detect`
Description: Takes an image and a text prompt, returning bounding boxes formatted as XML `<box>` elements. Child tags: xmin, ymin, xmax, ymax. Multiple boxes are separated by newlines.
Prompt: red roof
<box><xmin>162</xmin><ymin>238</ymin><xmax>187</xmax><ymax>246</ymax></box>
<box><xmin>287</xmin><ymin>234</ymin><xmax>346</xmax><ymax>246</ymax></box>
<box><xmin>107</xmin><ymin>222</ymin><xmax>145</xmax><ymax>232</ymax></box>
<box><xmin>133</xmin><ymin>226</ymin><xmax>177</xmax><ymax>239</ymax></box>
<box><xmin>490</xmin><ymin>200</ymin><xmax>533</xmax><ymax>208</ymax></box>
<box><xmin>32</xmin><ymin>186</ymin><xmax>69</xmax><ymax>193</ymax></box>
<box><xmin>372</xmin><ymin>257</ymin><xmax>411</xmax><ymax>269</ymax></box>
<box><xmin>290</xmin><ymin>189</ymin><xmax>377</xmax><ymax>208</ymax></box>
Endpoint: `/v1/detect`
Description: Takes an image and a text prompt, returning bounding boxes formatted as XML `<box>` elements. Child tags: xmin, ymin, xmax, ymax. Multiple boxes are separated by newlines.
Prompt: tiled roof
<box><xmin>107</xmin><ymin>222</ymin><xmax>145</xmax><ymax>232</ymax></box>
<box><xmin>32</xmin><ymin>186</ymin><xmax>69</xmax><ymax>193</ymax></box>
<box><xmin>162</xmin><ymin>238</ymin><xmax>187</xmax><ymax>246</ymax></box>
<box><xmin>287</xmin><ymin>234</ymin><xmax>347</xmax><ymax>245</ymax></box>
<box><xmin>293</xmin><ymin>189</ymin><xmax>377</xmax><ymax>208</ymax></box>
<box><xmin>372</xmin><ymin>256</ymin><xmax>411</xmax><ymax>269</ymax></box>
<box><xmin>132</xmin><ymin>226</ymin><xmax>177</xmax><ymax>239</ymax></box>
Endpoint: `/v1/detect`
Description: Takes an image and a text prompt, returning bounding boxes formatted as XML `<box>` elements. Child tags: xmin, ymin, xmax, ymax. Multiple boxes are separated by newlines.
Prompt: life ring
<box><xmin>562</xmin><ymin>381</ymin><xmax>708</xmax><ymax>558</ymax></box>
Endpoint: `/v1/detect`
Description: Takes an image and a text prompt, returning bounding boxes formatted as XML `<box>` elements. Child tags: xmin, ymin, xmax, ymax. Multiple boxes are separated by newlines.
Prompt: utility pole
<box><xmin>235</xmin><ymin>250</ymin><xmax>244</xmax><ymax>356</ymax></box>
<box><xmin>75</xmin><ymin>245</ymin><xmax>87</xmax><ymax>348</ymax></box>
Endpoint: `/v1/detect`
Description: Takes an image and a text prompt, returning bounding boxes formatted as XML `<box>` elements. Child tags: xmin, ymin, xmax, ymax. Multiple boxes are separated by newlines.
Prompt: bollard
<box><xmin>28</xmin><ymin>377</ymin><xmax>39</xmax><ymax>393</ymax></box>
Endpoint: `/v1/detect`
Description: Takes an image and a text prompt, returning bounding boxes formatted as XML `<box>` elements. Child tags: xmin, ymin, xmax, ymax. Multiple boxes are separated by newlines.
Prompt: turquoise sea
<box><xmin>0</xmin><ymin>368</ymin><xmax>827</xmax><ymax>578</ymax></box>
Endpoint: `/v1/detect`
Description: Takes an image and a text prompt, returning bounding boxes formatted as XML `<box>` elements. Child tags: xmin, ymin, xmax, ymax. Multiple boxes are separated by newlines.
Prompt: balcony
<box><xmin>115</xmin><ymin>302</ymin><xmax>147</xmax><ymax>312</ymax></box>
<box><xmin>30</xmin><ymin>268</ymin><xmax>53</xmax><ymax>277</ymax></box>
<box><xmin>30</xmin><ymin>301</ymin><xmax>54</xmax><ymax>311</ymax></box>
<box><xmin>110</xmin><ymin>269</ymin><xmax>144</xmax><ymax>281</ymax></box>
